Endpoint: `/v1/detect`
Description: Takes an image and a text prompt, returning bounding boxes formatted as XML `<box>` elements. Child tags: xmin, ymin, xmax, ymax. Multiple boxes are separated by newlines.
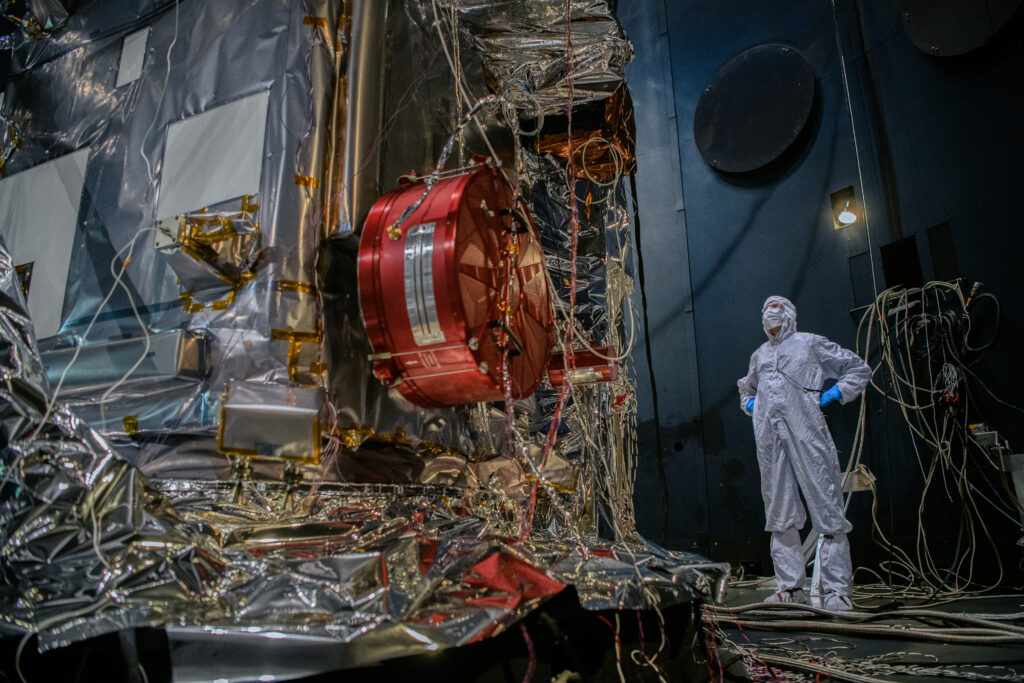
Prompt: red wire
<box><xmin>595</xmin><ymin>614</ymin><xmax>623</xmax><ymax>670</ymax></box>
<box><xmin>636</xmin><ymin>610</ymin><xmax>645</xmax><ymax>657</ymax></box>
<box><xmin>519</xmin><ymin>623</ymin><xmax>537</xmax><ymax>682</ymax></box>
<box><xmin>703</xmin><ymin>605</ymin><xmax>724</xmax><ymax>681</ymax></box>
<box><xmin>720</xmin><ymin>603</ymin><xmax>781</xmax><ymax>680</ymax></box>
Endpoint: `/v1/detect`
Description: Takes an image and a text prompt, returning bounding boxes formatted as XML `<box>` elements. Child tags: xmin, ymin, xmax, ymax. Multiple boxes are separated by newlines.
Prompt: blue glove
<box><xmin>746</xmin><ymin>397</ymin><xmax>755</xmax><ymax>413</ymax></box>
<box><xmin>820</xmin><ymin>386</ymin><xmax>842</xmax><ymax>408</ymax></box>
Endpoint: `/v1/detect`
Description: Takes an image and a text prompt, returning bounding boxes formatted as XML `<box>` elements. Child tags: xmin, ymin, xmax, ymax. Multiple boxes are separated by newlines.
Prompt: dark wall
<box><xmin>620</xmin><ymin>0</ymin><xmax>1024</xmax><ymax>572</ymax></box>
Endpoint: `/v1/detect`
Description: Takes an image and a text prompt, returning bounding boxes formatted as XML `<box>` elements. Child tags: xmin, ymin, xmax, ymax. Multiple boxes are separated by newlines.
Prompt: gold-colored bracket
<box><xmin>123</xmin><ymin>415</ymin><xmax>139</xmax><ymax>435</ymax></box>
<box><xmin>294</xmin><ymin>175</ymin><xmax>320</xmax><ymax>188</ymax></box>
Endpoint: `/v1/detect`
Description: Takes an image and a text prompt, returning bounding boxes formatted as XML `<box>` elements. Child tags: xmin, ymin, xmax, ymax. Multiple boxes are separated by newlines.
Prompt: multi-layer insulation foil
<box><xmin>0</xmin><ymin>0</ymin><xmax>335</xmax><ymax>464</ymax></box>
<box><xmin>0</xmin><ymin>237</ymin><xmax>727</xmax><ymax>668</ymax></box>
<box><xmin>454</xmin><ymin>0</ymin><xmax>635</xmax><ymax>114</ymax></box>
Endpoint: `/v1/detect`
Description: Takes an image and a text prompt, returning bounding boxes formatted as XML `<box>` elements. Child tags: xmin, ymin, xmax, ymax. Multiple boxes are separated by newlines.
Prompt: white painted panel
<box><xmin>0</xmin><ymin>148</ymin><xmax>90</xmax><ymax>339</ymax></box>
<box><xmin>116</xmin><ymin>27</ymin><xmax>149</xmax><ymax>88</ymax></box>
<box><xmin>156</xmin><ymin>90</ymin><xmax>270</xmax><ymax>220</ymax></box>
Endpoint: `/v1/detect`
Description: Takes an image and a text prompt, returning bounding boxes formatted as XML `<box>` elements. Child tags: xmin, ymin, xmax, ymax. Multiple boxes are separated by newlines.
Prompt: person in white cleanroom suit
<box><xmin>737</xmin><ymin>296</ymin><xmax>871</xmax><ymax>611</ymax></box>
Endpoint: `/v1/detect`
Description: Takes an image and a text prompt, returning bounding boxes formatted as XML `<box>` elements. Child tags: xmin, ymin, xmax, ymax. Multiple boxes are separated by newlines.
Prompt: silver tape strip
<box><xmin>404</xmin><ymin>222</ymin><xmax>445</xmax><ymax>346</ymax></box>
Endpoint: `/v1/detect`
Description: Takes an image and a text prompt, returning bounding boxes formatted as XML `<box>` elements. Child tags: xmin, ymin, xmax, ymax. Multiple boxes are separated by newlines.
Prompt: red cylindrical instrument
<box><xmin>547</xmin><ymin>347</ymin><xmax>620</xmax><ymax>387</ymax></box>
<box><xmin>358</xmin><ymin>163</ymin><xmax>554</xmax><ymax>408</ymax></box>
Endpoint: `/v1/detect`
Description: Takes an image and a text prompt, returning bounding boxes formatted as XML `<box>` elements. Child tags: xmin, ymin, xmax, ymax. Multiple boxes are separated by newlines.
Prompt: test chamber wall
<box><xmin>620</xmin><ymin>0</ymin><xmax>1024</xmax><ymax>570</ymax></box>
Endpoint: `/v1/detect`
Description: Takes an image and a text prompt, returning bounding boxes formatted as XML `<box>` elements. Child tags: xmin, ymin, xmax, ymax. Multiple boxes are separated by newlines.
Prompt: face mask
<box><xmin>763</xmin><ymin>308</ymin><xmax>785</xmax><ymax>330</ymax></box>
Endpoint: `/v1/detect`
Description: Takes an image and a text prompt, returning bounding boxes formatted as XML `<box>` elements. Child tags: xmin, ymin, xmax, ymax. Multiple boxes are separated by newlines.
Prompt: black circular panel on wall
<box><xmin>901</xmin><ymin>0</ymin><xmax>1022</xmax><ymax>56</ymax></box>
<box><xmin>694</xmin><ymin>44</ymin><xmax>815</xmax><ymax>174</ymax></box>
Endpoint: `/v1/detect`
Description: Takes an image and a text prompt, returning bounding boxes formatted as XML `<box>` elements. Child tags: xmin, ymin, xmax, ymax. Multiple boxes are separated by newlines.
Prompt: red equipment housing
<box><xmin>358</xmin><ymin>162</ymin><xmax>554</xmax><ymax>408</ymax></box>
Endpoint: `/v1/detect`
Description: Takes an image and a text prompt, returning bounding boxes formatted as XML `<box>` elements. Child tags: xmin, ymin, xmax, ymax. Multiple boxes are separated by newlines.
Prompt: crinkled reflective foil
<box><xmin>452</xmin><ymin>0</ymin><xmax>635</xmax><ymax>114</ymax></box>
<box><xmin>2</xmin><ymin>237</ymin><xmax>725</xmax><ymax>663</ymax></box>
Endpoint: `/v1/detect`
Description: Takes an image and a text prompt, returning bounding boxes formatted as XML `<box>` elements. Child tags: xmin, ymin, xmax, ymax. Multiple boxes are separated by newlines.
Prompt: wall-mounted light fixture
<box><xmin>830</xmin><ymin>186</ymin><xmax>859</xmax><ymax>229</ymax></box>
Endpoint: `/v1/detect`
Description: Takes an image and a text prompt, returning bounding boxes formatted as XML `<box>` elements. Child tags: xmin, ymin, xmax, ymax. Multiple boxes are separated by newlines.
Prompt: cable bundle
<box><xmin>850</xmin><ymin>280</ymin><xmax>1021</xmax><ymax>604</ymax></box>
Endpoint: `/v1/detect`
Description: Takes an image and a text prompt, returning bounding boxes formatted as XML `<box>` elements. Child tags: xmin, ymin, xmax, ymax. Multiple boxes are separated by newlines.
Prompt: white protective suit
<box><xmin>737</xmin><ymin>296</ymin><xmax>871</xmax><ymax>599</ymax></box>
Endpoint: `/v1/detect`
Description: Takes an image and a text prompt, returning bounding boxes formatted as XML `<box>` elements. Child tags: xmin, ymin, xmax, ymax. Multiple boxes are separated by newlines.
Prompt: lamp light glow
<box><xmin>837</xmin><ymin>201</ymin><xmax>857</xmax><ymax>225</ymax></box>
<box><xmin>829</xmin><ymin>186</ymin><xmax>859</xmax><ymax>230</ymax></box>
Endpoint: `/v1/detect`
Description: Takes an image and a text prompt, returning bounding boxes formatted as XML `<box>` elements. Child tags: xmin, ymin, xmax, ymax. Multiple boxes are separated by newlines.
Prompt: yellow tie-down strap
<box><xmin>277</xmin><ymin>280</ymin><xmax>316</xmax><ymax>296</ymax></box>
<box><xmin>302</xmin><ymin>15</ymin><xmax>336</xmax><ymax>51</ymax></box>
<box><xmin>271</xmin><ymin>328</ymin><xmax>324</xmax><ymax>384</ymax></box>
<box><xmin>180</xmin><ymin>282</ymin><xmax>253</xmax><ymax>314</ymax></box>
